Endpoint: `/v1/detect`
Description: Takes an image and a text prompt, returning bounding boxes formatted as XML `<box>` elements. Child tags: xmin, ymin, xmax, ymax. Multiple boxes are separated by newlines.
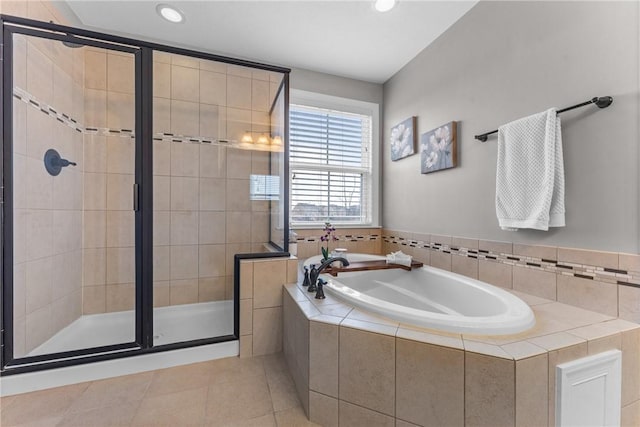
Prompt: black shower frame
<box><xmin>0</xmin><ymin>15</ymin><xmax>291</xmax><ymax>375</ymax></box>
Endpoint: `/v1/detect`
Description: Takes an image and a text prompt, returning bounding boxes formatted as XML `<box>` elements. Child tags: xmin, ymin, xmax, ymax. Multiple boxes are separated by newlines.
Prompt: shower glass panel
<box><xmin>151</xmin><ymin>52</ymin><xmax>286</xmax><ymax>345</ymax></box>
<box><xmin>11</xmin><ymin>31</ymin><xmax>136</xmax><ymax>358</ymax></box>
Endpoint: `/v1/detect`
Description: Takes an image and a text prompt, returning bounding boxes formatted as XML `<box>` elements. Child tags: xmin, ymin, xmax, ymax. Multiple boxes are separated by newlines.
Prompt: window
<box><xmin>289</xmin><ymin>91</ymin><xmax>379</xmax><ymax>226</ymax></box>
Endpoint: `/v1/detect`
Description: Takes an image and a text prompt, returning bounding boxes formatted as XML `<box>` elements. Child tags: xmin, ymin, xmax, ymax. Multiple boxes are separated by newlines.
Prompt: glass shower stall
<box><xmin>0</xmin><ymin>15</ymin><xmax>289</xmax><ymax>374</ymax></box>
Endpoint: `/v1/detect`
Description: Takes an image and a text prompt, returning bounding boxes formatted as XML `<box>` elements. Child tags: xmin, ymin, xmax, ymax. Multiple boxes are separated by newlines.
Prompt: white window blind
<box><xmin>290</xmin><ymin>104</ymin><xmax>372</xmax><ymax>225</ymax></box>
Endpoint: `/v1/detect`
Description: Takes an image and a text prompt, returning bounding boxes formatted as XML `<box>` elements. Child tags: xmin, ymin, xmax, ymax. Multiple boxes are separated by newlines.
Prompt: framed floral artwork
<box><xmin>420</xmin><ymin>121</ymin><xmax>457</xmax><ymax>173</ymax></box>
<box><xmin>390</xmin><ymin>116</ymin><xmax>416</xmax><ymax>161</ymax></box>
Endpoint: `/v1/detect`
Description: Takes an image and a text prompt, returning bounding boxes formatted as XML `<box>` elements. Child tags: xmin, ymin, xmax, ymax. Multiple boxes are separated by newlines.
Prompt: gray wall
<box><xmin>290</xmin><ymin>67</ymin><xmax>383</xmax><ymax>105</ymax></box>
<box><xmin>382</xmin><ymin>1</ymin><xmax>639</xmax><ymax>253</ymax></box>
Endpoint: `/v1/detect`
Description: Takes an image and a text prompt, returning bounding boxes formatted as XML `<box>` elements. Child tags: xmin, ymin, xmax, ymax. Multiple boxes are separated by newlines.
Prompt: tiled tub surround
<box><xmin>238</xmin><ymin>256</ymin><xmax>299</xmax><ymax>358</ymax></box>
<box><xmin>283</xmin><ymin>280</ymin><xmax>640</xmax><ymax>427</ymax></box>
<box><xmin>293</xmin><ymin>228</ymin><xmax>382</xmax><ymax>260</ymax></box>
<box><xmin>382</xmin><ymin>230</ymin><xmax>640</xmax><ymax>324</ymax></box>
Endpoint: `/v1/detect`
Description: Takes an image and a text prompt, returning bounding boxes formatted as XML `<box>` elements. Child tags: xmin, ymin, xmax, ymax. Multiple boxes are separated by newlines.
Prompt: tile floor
<box><xmin>0</xmin><ymin>353</ymin><xmax>321</xmax><ymax>427</ymax></box>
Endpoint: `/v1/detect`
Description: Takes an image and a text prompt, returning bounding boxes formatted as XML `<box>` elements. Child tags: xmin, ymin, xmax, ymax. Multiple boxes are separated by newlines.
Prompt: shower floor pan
<box><xmin>27</xmin><ymin>300</ymin><xmax>234</xmax><ymax>357</ymax></box>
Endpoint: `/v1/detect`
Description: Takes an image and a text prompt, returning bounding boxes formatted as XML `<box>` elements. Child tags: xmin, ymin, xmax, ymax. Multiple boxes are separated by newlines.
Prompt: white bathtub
<box><xmin>305</xmin><ymin>254</ymin><xmax>535</xmax><ymax>335</ymax></box>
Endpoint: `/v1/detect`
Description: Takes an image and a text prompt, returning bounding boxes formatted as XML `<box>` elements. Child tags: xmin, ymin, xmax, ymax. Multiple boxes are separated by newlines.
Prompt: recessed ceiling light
<box><xmin>156</xmin><ymin>4</ymin><xmax>184</xmax><ymax>23</ymax></box>
<box><xmin>374</xmin><ymin>0</ymin><xmax>397</xmax><ymax>12</ymax></box>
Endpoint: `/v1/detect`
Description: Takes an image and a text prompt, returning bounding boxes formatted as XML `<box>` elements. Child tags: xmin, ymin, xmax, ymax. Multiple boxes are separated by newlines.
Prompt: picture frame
<box><xmin>390</xmin><ymin>116</ymin><xmax>417</xmax><ymax>161</ymax></box>
<box><xmin>420</xmin><ymin>121</ymin><xmax>457</xmax><ymax>174</ymax></box>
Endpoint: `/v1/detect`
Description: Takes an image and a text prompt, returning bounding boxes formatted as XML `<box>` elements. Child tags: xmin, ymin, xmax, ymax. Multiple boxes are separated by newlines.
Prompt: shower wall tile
<box><xmin>106</xmin><ymin>283</ymin><xmax>135</xmax><ymax>312</ymax></box>
<box><xmin>26</xmin><ymin>209</ymin><xmax>53</xmax><ymax>260</ymax></box>
<box><xmin>14</xmin><ymin>263</ymin><xmax>27</xmax><ymax>320</ymax></box>
<box><xmin>252</xmin><ymin>259</ymin><xmax>287</xmax><ymax>309</ymax></box>
<box><xmin>25</xmin><ymin>106</ymin><xmax>53</xmax><ymax>160</ymax></box>
<box><xmin>225</xmin><ymin>108</ymin><xmax>252</xmax><ymax>143</ymax></box>
<box><xmin>50</xmin><ymin>290</ymin><xmax>81</xmax><ymax>335</ymax></box>
<box><xmin>83</xmin><ymin>285</ymin><xmax>106</xmax><ymax>314</ymax></box>
<box><xmin>172</xmin><ymin>54</ymin><xmax>199</xmax><ymax>69</ymax></box>
<box><xmin>198</xmin><ymin>244</ymin><xmax>226</xmax><ymax>278</ymax></box>
<box><xmin>198</xmin><ymin>277</ymin><xmax>226</xmax><ymax>302</ymax></box>
<box><xmin>13</xmin><ymin>209</ymin><xmax>28</xmax><ymax>264</ymax></box>
<box><xmin>199</xmin><ymin>71</ymin><xmax>226</xmax><ymax>106</ymax></box>
<box><xmin>154</xmin><ymin>282</ymin><xmax>171</xmax><ymax>308</ymax></box>
<box><xmin>25</xmin><ymin>155</ymin><xmax>53</xmax><ymax>210</ymax></box>
<box><xmin>13</xmin><ymin>100</ymin><xmax>27</xmax><ymax>156</ymax></box>
<box><xmin>170</xmin><ymin>245</ymin><xmax>199</xmax><ymax>280</ymax></box>
<box><xmin>170</xmin><ymin>211</ymin><xmax>199</xmax><ymax>245</ymax></box>
<box><xmin>226</xmin><ymin>147</ymin><xmax>252</xmax><ymax>179</ymax></box>
<box><xmin>83</xmin><ymin>248</ymin><xmax>106</xmax><ymax>286</ymax></box>
<box><xmin>153</xmin><ymin>211</ymin><xmax>171</xmax><ymax>246</ymax></box>
<box><xmin>199</xmin><ymin>104</ymin><xmax>220</xmax><ymax>139</ymax></box>
<box><xmin>106</xmin><ymin>247</ymin><xmax>135</xmax><ymax>284</ymax></box>
<box><xmin>53</xmin><ymin>63</ymin><xmax>73</xmax><ymax>114</ymax></box>
<box><xmin>106</xmin><ymin>92</ymin><xmax>134</xmax><ymax>130</ymax></box>
<box><xmin>170</xmin><ymin>100</ymin><xmax>199</xmax><ymax>136</ymax></box>
<box><xmin>153</xmin><ymin>97</ymin><xmax>171</xmax><ymax>135</ymax></box>
<box><xmin>153</xmin><ymin>141</ymin><xmax>172</xmax><ymax>177</ymax></box>
<box><xmin>106</xmin><ymin>211</ymin><xmax>135</xmax><ymax>248</ymax></box>
<box><xmin>199</xmin><ymin>59</ymin><xmax>226</xmax><ymax>73</ymax></box>
<box><xmin>153</xmin><ymin>246</ymin><xmax>171</xmax><ymax>282</ymax></box>
<box><xmin>25</xmin><ymin>257</ymin><xmax>53</xmax><ymax>315</ymax></box>
<box><xmin>84</xmin><ymin>173</ymin><xmax>107</xmax><ymax>210</ymax></box>
<box><xmin>84</xmin><ymin>89</ymin><xmax>107</xmax><ymax>128</ymax></box>
<box><xmin>170</xmin><ymin>177</ymin><xmax>199</xmax><ymax>211</ymax></box>
<box><xmin>251</xmin><ymin>151</ymin><xmax>270</xmax><ymax>175</ymax></box>
<box><xmin>226</xmin><ymin>179</ymin><xmax>250</xmax><ymax>211</ymax></box>
<box><xmin>251</xmin><ymin>212</ymin><xmax>270</xmax><ymax>244</ymax></box>
<box><xmin>199</xmin><ymin>145</ymin><xmax>226</xmax><ymax>178</ymax></box>
<box><xmin>169</xmin><ymin>279</ymin><xmax>199</xmax><ymax>306</ymax></box>
<box><xmin>199</xmin><ymin>211</ymin><xmax>226</xmax><ymax>245</ymax></box>
<box><xmin>27</xmin><ymin>42</ymin><xmax>53</xmax><ymax>105</ymax></box>
<box><xmin>252</xmin><ymin>80</ymin><xmax>270</xmax><ymax>112</ymax></box>
<box><xmin>170</xmin><ymin>143</ymin><xmax>200</xmax><ymax>177</ymax></box>
<box><xmin>153</xmin><ymin>176</ymin><xmax>171</xmax><ymax>211</ymax></box>
<box><xmin>199</xmin><ymin>178</ymin><xmax>226</xmax><ymax>211</ymax></box>
<box><xmin>252</xmin><ymin>307</ymin><xmax>283</xmax><ymax>356</ymax></box>
<box><xmin>84</xmin><ymin>50</ymin><xmax>107</xmax><ymax>90</ymax></box>
<box><xmin>106</xmin><ymin>138</ymin><xmax>135</xmax><ymax>174</ymax></box>
<box><xmin>227</xmin><ymin>64</ymin><xmax>252</xmax><ymax>78</ymax></box>
<box><xmin>84</xmin><ymin>136</ymin><xmax>107</xmax><ymax>173</ymax></box>
<box><xmin>106</xmin><ymin>173</ymin><xmax>134</xmax><ymax>211</ymax></box>
<box><xmin>25</xmin><ymin>305</ymin><xmax>53</xmax><ymax>353</ymax></box>
<box><xmin>52</xmin><ymin>210</ymin><xmax>83</xmax><ymax>253</ymax></box>
<box><xmin>153</xmin><ymin>62</ymin><xmax>171</xmax><ymax>98</ymax></box>
<box><xmin>107</xmin><ymin>54</ymin><xmax>134</xmax><ymax>94</ymax></box>
<box><xmin>226</xmin><ymin>212</ymin><xmax>252</xmax><ymax>243</ymax></box>
<box><xmin>227</xmin><ymin>76</ymin><xmax>252</xmax><ymax>110</ymax></box>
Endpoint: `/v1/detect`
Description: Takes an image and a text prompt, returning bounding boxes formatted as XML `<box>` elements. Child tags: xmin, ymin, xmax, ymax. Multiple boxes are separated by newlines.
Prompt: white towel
<box><xmin>495</xmin><ymin>108</ymin><xmax>565</xmax><ymax>231</ymax></box>
<box><xmin>386</xmin><ymin>251</ymin><xmax>412</xmax><ymax>267</ymax></box>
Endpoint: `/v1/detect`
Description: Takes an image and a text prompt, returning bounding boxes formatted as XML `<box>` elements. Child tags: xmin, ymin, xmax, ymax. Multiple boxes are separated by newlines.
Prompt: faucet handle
<box><xmin>301</xmin><ymin>265</ymin><xmax>310</xmax><ymax>287</ymax></box>
<box><xmin>315</xmin><ymin>278</ymin><xmax>327</xmax><ymax>299</ymax></box>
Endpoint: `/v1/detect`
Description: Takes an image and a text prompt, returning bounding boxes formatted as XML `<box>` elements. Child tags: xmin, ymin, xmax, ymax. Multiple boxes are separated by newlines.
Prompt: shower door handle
<box><xmin>133</xmin><ymin>184</ymin><xmax>140</xmax><ymax>212</ymax></box>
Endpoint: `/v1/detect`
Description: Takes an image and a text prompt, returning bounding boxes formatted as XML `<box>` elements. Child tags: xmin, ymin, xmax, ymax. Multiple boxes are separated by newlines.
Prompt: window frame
<box><xmin>289</xmin><ymin>89</ymin><xmax>380</xmax><ymax>228</ymax></box>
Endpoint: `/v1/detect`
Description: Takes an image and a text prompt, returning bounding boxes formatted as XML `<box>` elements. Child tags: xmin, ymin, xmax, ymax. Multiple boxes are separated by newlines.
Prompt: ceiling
<box><xmin>64</xmin><ymin>1</ymin><xmax>477</xmax><ymax>83</ymax></box>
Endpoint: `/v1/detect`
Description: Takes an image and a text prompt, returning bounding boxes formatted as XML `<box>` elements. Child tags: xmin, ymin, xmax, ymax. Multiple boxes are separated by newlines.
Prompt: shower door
<box><xmin>1</xmin><ymin>20</ymin><xmax>148</xmax><ymax>368</ymax></box>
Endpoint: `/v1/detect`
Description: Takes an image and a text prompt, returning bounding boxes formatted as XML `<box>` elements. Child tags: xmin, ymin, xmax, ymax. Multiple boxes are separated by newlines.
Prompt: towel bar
<box><xmin>474</xmin><ymin>96</ymin><xmax>613</xmax><ymax>142</ymax></box>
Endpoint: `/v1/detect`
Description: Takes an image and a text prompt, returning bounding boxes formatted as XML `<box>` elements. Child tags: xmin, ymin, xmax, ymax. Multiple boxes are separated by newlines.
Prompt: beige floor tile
<box><xmin>131</xmin><ymin>386</ymin><xmax>207</xmax><ymax>426</ymax></box>
<box><xmin>206</xmin><ymin>413</ymin><xmax>277</xmax><ymax>427</ymax></box>
<box><xmin>266</xmin><ymin>366</ymin><xmax>301</xmax><ymax>412</ymax></box>
<box><xmin>0</xmin><ymin>383</ymin><xmax>88</xmax><ymax>426</ymax></box>
<box><xmin>58</xmin><ymin>401</ymin><xmax>139</xmax><ymax>426</ymax></box>
<box><xmin>145</xmin><ymin>361</ymin><xmax>214</xmax><ymax>397</ymax></box>
<box><xmin>338</xmin><ymin>400</ymin><xmax>395</xmax><ymax>427</ymax></box>
<box><xmin>205</xmin><ymin>375</ymin><xmax>273</xmax><ymax>424</ymax></box>
<box><xmin>67</xmin><ymin>372</ymin><xmax>152</xmax><ymax>413</ymax></box>
<box><xmin>274</xmin><ymin>405</ymin><xmax>321</xmax><ymax>427</ymax></box>
<box><xmin>209</xmin><ymin>356</ymin><xmax>265</xmax><ymax>385</ymax></box>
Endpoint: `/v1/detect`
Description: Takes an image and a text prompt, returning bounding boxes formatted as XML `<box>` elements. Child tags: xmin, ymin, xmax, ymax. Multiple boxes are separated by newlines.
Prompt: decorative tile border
<box><xmin>13</xmin><ymin>86</ymin><xmax>281</xmax><ymax>151</ymax></box>
<box><xmin>382</xmin><ymin>233</ymin><xmax>640</xmax><ymax>289</ymax></box>
<box><xmin>296</xmin><ymin>233</ymin><xmax>380</xmax><ymax>243</ymax></box>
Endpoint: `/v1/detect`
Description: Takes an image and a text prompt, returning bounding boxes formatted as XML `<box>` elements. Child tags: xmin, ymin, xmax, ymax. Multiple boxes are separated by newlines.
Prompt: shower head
<box><xmin>61</xmin><ymin>36</ymin><xmax>83</xmax><ymax>49</ymax></box>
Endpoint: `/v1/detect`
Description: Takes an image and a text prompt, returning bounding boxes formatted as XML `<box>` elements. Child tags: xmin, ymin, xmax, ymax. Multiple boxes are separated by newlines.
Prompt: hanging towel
<box><xmin>495</xmin><ymin>108</ymin><xmax>565</xmax><ymax>231</ymax></box>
